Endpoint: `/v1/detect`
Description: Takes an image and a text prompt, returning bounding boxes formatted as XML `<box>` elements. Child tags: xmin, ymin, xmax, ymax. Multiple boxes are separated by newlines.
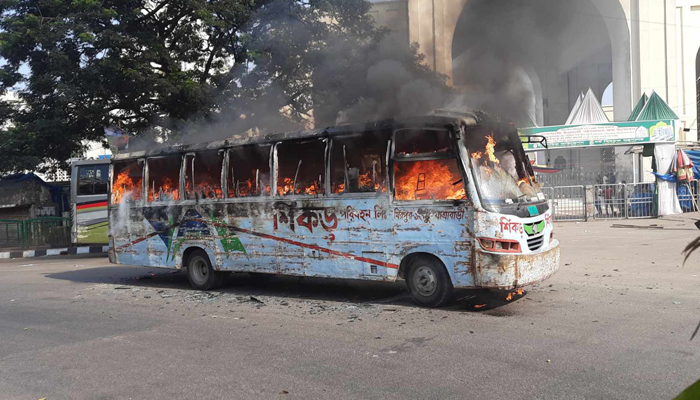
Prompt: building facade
<box><xmin>369</xmin><ymin>0</ymin><xmax>700</xmax><ymax>142</ymax></box>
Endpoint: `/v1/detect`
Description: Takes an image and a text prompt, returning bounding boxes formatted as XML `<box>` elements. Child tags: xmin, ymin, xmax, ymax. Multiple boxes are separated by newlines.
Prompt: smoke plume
<box><xmin>130</xmin><ymin>0</ymin><xmax>587</xmax><ymax>150</ymax></box>
<box><xmin>450</xmin><ymin>0</ymin><xmax>580</xmax><ymax>126</ymax></box>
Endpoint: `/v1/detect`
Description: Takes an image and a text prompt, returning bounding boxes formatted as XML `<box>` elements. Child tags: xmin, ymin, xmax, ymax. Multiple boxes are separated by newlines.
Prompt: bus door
<box><xmin>109</xmin><ymin>158</ymin><xmax>145</xmax><ymax>264</ymax></box>
<box><xmin>72</xmin><ymin>160</ymin><xmax>110</xmax><ymax>245</ymax></box>
<box><xmin>328</xmin><ymin>133</ymin><xmax>393</xmax><ymax>280</ymax></box>
<box><xmin>272</xmin><ymin>139</ymin><xmax>330</xmax><ymax>276</ymax></box>
<box><xmin>390</xmin><ymin>127</ymin><xmax>470</xmax><ymax>267</ymax></box>
<box><xmin>224</xmin><ymin>145</ymin><xmax>276</xmax><ymax>273</ymax></box>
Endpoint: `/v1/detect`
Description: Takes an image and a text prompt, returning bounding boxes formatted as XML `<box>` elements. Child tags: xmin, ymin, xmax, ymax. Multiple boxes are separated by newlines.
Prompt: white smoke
<box><xmin>110</xmin><ymin>191</ymin><xmax>133</xmax><ymax>236</ymax></box>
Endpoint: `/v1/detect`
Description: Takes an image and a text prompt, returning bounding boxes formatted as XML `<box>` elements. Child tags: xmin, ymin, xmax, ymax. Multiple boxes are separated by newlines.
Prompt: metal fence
<box><xmin>549</xmin><ymin>186</ymin><xmax>586</xmax><ymax>221</ymax></box>
<box><xmin>625</xmin><ymin>183</ymin><xmax>656</xmax><ymax>219</ymax></box>
<box><xmin>0</xmin><ymin>220</ymin><xmax>24</xmax><ymax>249</ymax></box>
<box><xmin>540</xmin><ymin>180</ymin><xmax>700</xmax><ymax>221</ymax></box>
<box><xmin>678</xmin><ymin>180</ymin><xmax>700</xmax><ymax>213</ymax></box>
<box><xmin>0</xmin><ymin>217</ymin><xmax>71</xmax><ymax>250</ymax></box>
<box><xmin>593</xmin><ymin>184</ymin><xmax>627</xmax><ymax>219</ymax></box>
<box><xmin>541</xmin><ymin>187</ymin><xmax>554</xmax><ymax>214</ymax></box>
<box><xmin>536</xmin><ymin>169</ymin><xmax>635</xmax><ymax>188</ymax></box>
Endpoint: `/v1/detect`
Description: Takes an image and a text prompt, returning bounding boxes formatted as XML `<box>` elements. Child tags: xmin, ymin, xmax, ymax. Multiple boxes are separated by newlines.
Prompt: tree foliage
<box><xmin>0</xmin><ymin>0</ymin><xmax>448</xmax><ymax>175</ymax></box>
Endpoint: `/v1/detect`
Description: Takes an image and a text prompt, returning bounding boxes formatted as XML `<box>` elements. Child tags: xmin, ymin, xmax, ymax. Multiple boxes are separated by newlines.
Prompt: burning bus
<box><xmin>108</xmin><ymin>111</ymin><xmax>559</xmax><ymax>307</ymax></box>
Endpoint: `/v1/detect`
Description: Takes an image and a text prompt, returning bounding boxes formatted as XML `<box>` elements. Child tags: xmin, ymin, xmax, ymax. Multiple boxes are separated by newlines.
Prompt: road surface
<box><xmin>1</xmin><ymin>216</ymin><xmax>699</xmax><ymax>399</ymax></box>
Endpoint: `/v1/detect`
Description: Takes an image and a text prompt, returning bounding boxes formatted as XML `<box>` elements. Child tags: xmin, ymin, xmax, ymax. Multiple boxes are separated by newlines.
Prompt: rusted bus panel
<box><xmin>461</xmin><ymin>209</ymin><xmax>559</xmax><ymax>289</ymax></box>
<box><xmin>110</xmin><ymin>195</ymin><xmax>561</xmax><ymax>289</ymax></box>
<box><xmin>474</xmin><ymin>210</ymin><xmax>555</xmax><ymax>254</ymax></box>
<box><xmin>109</xmin><ymin>196</ymin><xmax>480</xmax><ymax>284</ymax></box>
<box><xmin>473</xmin><ymin>240</ymin><xmax>560</xmax><ymax>289</ymax></box>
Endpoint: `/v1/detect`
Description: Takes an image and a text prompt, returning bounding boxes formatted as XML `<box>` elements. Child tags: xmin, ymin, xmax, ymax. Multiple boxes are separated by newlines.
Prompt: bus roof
<box><xmin>113</xmin><ymin>111</ymin><xmax>496</xmax><ymax>161</ymax></box>
<box><xmin>70</xmin><ymin>158</ymin><xmax>111</xmax><ymax>166</ymax></box>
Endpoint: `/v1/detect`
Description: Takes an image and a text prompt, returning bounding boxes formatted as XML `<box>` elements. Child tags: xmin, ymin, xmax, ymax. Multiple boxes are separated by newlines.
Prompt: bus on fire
<box><xmin>108</xmin><ymin>111</ymin><xmax>559</xmax><ymax>307</ymax></box>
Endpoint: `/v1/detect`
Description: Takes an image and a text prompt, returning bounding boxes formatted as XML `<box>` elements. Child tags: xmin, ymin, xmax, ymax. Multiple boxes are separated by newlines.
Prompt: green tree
<box><xmin>0</xmin><ymin>0</ymin><xmax>448</xmax><ymax>175</ymax></box>
<box><xmin>0</xmin><ymin>0</ymin><xmax>265</xmax><ymax>174</ymax></box>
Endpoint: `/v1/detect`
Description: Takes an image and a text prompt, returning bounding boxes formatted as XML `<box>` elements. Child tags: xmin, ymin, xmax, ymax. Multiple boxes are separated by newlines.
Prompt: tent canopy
<box><xmin>627</xmin><ymin>93</ymin><xmax>649</xmax><ymax>121</ymax></box>
<box><xmin>565</xmin><ymin>88</ymin><xmax>609</xmax><ymax>125</ymax></box>
<box><xmin>629</xmin><ymin>91</ymin><xmax>679</xmax><ymax>121</ymax></box>
<box><xmin>565</xmin><ymin>93</ymin><xmax>583</xmax><ymax>125</ymax></box>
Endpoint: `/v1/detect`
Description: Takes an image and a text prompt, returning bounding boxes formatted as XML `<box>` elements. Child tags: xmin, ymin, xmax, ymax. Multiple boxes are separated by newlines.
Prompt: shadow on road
<box><xmin>45</xmin><ymin>267</ymin><xmax>526</xmax><ymax>313</ymax></box>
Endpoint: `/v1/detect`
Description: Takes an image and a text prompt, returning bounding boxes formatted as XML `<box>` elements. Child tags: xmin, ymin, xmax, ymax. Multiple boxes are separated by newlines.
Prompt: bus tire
<box><xmin>186</xmin><ymin>249</ymin><xmax>225</xmax><ymax>290</ymax></box>
<box><xmin>406</xmin><ymin>256</ymin><xmax>453</xmax><ymax>308</ymax></box>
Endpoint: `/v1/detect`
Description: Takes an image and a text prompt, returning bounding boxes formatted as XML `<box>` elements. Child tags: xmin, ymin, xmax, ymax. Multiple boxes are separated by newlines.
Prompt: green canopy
<box><xmin>627</xmin><ymin>93</ymin><xmax>648</xmax><ymax>121</ymax></box>
<box><xmin>634</xmin><ymin>91</ymin><xmax>679</xmax><ymax>121</ymax></box>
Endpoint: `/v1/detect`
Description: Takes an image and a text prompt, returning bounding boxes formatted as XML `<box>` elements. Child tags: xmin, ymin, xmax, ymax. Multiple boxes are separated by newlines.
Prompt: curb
<box><xmin>0</xmin><ymin>245</ymin><xmax>109</xmax><ymax>260</ymax></box>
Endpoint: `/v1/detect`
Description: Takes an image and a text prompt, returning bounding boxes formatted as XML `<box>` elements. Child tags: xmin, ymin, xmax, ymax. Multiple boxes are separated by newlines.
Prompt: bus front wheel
<box><xmin>186</xmin><ymin>250</ymin><xmax>225</xmax><ymax>290</ymax></box>
<box><xmin>406</xmin><ymin>256</ymin><xmax>453</xmax><ymax>308</ymax></box>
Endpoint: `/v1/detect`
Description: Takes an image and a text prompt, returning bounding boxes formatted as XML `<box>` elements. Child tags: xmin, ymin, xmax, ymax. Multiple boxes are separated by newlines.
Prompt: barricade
<box><xmin>0</xmin><ymin>220</ymin><xmax>24</xmax><ymax>249</ymax></box>
<box><xmin>678</xmin><ymin>180</ymin><xmax>700</xmax><ymax>213</ymax></box>
<box><xmin>0</xmin><ymin>217</ymin><xmax>71</xmax><ymax>250</ymax></box>
<box><xmin>593</xmin><ymin>184</ymin><xmax>627</xmax><ymax>219</ymax></box>
<box><xmin>550</xmin><ymin>185</ymin><xmax>586</xmax><ymax>221</ymax></box>
<box><xmin>625</xmin><ymin>183</ymin><xmax>656</xmax><ymax>218</ymax></box>
<box><xmin>541</xmin><ymin>187</ymin><xmax>554</xmax><ymax>212</ymax></box>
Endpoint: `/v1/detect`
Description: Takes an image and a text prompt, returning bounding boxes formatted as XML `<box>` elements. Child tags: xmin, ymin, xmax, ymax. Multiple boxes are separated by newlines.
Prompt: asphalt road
<box><xmin>1</xmin><ymin>216</ymin><xmax>700</xmax><ymax>400</ymax></box>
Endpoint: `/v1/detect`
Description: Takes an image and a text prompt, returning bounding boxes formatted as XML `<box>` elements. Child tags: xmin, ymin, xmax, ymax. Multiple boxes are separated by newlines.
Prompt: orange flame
<box><xmin>278</xmin><ymin>177</ymin><xmax>294</xmax><ymax>196</ymax></box>
<box><xmin>506</xmin><ymin>288</ymin><xmax>525</xmax><ymax>301</ymax></box>
<box><xmin>332</xmin><ymin>171</ymin><xmax>383</xmax><ymax>194</ymax></box>
<box><xmin>228</xmin><ymin>170</ymin><xmax>272</xmax><ymax>197</ymax></box>
<box><xmin>277</xmin><ymin>177</ymin><xmax>320</xmax><ymax>196</ymax></box>
<box><xmin>358</xmin><ymin>171</ymin><xmax>375</xmax><ymax>190</ymax></box>
<box><xmin>474</xmin><ymin>304</ymin><xmax>487</xmax><ymax>309</ymax></box>
<box><xmin>304</xmin><ymin>180</ymin><xmax>320</xmax><ymax>195</ymax></box>
<box><xmin>394</xmin><ymin>160</ymin><xmax>466</xmax><ymax>201</ymax></box>
<box><xmin>184</xmin><ymin>175</ymin><xmax>224</xmax><ymax>200</ymax></box>
<box><xmin>485</xmin><ymin>135</ymin><xmax>499</xmax><ymax>164</ymax></box>
<box><xmin>112</xmin><ymin>168</ymin><xmax>142</xmax><ymax>204</ymax></box>
<box><xmin>149</xmin><ymin>176</ymin><xmax>180</xmax><ymax>202</ymax></box>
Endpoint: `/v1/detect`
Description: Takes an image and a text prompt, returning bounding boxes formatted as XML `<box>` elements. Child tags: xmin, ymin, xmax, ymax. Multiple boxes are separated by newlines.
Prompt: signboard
<box><xmin>520</xmin><ymin>119</ymin><xmax>678</xmax><ymax>150</ymax></box>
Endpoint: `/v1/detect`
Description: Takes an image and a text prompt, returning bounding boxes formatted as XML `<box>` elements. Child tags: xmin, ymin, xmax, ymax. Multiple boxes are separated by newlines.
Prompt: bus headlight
<box><xmin>478</xmin><ymin>238</ymin><xmax>521</xmax><ymax>253</ymax></box>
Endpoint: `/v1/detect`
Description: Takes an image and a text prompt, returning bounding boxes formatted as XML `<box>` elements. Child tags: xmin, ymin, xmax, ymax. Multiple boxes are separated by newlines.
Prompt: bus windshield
<box><xmin>465</xmin><ymin>127</ymin><xmax>543</xmax><ymax>208</ymax></box>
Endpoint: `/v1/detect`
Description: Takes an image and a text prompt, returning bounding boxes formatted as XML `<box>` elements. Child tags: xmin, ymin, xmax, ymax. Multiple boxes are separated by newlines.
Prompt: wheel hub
<box><xmin>413</xmin><ymin>266</ymin><xmax>437</xmax><ymax>297</ymax></box>
<box><xmin>192</xmin><ymin>259</ymin><xmax>208</xmax><ymax>282</ymax></box>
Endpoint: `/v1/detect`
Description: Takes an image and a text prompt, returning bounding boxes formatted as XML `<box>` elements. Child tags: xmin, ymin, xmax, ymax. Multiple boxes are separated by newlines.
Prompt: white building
<box><xmin>369</xmin><ymin>0</ymin><xmax>700</xmax><ymax>141</ymax></box>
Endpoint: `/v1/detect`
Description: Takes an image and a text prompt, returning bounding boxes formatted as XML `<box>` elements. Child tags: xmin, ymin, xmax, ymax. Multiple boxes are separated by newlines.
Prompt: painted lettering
<box><xmin>499</xmin><ymin>216</ymin><xmax>523</xmax><ymax>234</ymax></box>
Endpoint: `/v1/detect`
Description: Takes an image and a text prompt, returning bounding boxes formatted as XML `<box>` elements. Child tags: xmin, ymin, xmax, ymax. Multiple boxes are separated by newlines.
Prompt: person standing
<box><xmin>603</xmin><ymin>186</ymin><xmax>615</xmax><ymax>217</ymax></box>
<box><xmin>595</xmin><ymin>187</ymin><xmax>604</xmax><ymax>216</ymax></box>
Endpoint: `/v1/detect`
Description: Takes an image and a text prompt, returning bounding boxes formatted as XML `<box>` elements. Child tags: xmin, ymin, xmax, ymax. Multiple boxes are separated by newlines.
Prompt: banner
<box><xmin>520</xmin><ymin>120</ymin><xmax>678</xmax><ymax>150</ymax></box>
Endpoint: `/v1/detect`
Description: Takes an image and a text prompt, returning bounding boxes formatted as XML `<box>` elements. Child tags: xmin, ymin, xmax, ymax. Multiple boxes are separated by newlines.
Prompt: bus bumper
<box><xmin>471</xmin><ymin>239</ymin><xmax>560</xmax><ymax>289</ymax></box>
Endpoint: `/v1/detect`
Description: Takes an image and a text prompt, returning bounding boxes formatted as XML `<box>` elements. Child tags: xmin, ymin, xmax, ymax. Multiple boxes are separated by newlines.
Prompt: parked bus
<box><xmin>108</xmin><ymin>111</ymin><xmax>559</xmax><ymax>307</ymax></box>
<box><xmin>71</xmin><ymin>158</ymin><xmax>110</xmax><ymax>245</ymax></box>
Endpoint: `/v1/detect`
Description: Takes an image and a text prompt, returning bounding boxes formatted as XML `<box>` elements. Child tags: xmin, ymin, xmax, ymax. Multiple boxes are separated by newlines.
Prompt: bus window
<box><xmin>393</xmin><ymin>128</ymin><xmax>465</xmax><ymax>201</ymax></box>
<box><xmin>331</xmin><ymin>135</ymin><xmax>388</xmax><ymax>194</ymax></box>
<box><xmin>227</xmin><ymin>145</ymin><xmax>271</xmax><ymax>198</ymax></box>
<box><xmin>78</xmin><ymin>164</ymin><xmax>109</xmax><ymax>195</ymax></box>
<box><xmin>112</xmin><ymin>161</ymin><xmax>143</xmax><ymax>203</ymax></box>
<box><xmin>147</xmin><ymin>156</ymin><xmax>180</xmax><ymax>202</ymax></box>
<box><xmin>394</xmin><ymin>159</ymin><xmax>466</xmax><ymax>201</ymax></box>
<box><xmin>183</xmin><ymin>150</ymin><xmax>223</xmax><ymax>200</ymax></box>
<box><xmin>395</xmin><ymin>129</ymin><xmax>453</xmax><ymax>155</ymax></box>
<box><xmin>466</xmin><ymin>129</ymin><xmax>544</xmax><ymax>208</ymax></box>
<box><xmin>276</xmin><ymin>140</ymin><xmax>326</xmax><ymax>196</ymax></box>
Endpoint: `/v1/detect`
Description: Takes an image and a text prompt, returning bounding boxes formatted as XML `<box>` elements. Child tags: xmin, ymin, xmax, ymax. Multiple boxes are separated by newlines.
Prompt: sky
<box><xmin>601</xmin><ymin>82</ymin><xmax>613</xmax><ymax>106</ymax></box>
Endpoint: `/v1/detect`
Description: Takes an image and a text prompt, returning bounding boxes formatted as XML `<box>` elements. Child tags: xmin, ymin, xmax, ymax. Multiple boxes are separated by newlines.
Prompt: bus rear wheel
<box><xmin>406</xmin><ymin>256</ymin><xmax>453</xmax><ymax>308</ymax></box>
<box><xmin>186</xmin><ymin>250</ymin><xmax>225</xmax><ymax>290</ymax></box>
